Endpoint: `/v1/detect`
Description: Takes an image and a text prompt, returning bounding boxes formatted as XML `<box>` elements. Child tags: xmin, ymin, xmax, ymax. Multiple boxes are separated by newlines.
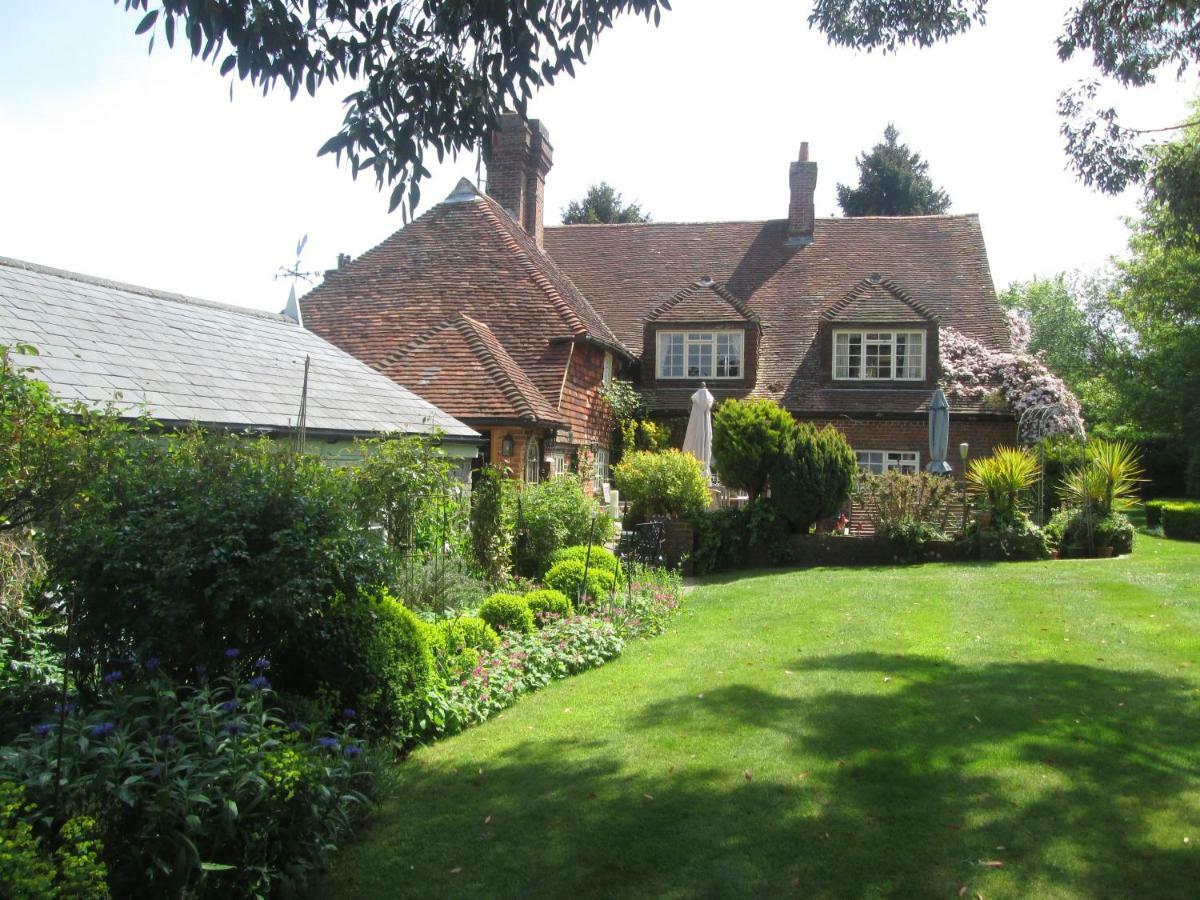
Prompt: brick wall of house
<box><xmin>559</xmin><ymin>342</ymin><xmax>614</xmax><ymax>448</ymax></box>
<box><xmin>647</xmin><ymin>410</ymin><xmax>1017</xmax><ymax>472</ymax></box>
<box><xmin>805</xmin><ymin>415</ymin><xmax>1018</xmax><ymax>475</ymax></box>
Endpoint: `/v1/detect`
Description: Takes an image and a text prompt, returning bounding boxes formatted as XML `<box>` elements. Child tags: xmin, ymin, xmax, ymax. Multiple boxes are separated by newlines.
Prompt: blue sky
<box><xmin>1</xmin><ymin>1</ymin><xmax>1194</xmax><ymax>313</ymax></box>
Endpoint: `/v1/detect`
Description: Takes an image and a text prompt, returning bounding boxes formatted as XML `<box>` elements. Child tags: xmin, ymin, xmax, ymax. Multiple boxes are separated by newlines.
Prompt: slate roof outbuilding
<box><xmin>0</xmin><ymin>255</ymin><xmax>479</xmax><ymax>442</ymax></box>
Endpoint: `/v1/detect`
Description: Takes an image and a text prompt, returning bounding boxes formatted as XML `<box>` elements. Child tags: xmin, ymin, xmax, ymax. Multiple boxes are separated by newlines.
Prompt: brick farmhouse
<box><xmin>301</xmin><ymin>115</ymin><xmax>1018</xmax><ymax>492</ymax></box>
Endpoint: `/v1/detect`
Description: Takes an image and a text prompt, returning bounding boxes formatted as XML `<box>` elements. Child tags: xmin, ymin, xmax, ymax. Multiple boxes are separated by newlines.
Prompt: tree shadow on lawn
<box><xmin>327</xmin><ymin>655</ymin><xmax>1199</xmax><ymax>899</ymax></box>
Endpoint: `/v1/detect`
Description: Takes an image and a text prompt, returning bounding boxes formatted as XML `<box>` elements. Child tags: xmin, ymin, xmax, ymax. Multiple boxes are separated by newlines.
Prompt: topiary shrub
<box><xmin>770</xmin><ymin>423</ymin><xmax>857</xmax><ymax>532</ymax></box>
<box><xmin>436</xmin><ymin>616</ymin><xmax>500</xmax><ymax>654</ymax></box>
<box><xmin>477</xmin><ymin>593</ymin><xmax>535</xmax><ymax>634</ymax></box>
<box><xmin>510</xmin><ymin>477</ymin><xmax>611</xmax><ymax>578</ymax></box>
<box><xmin>543</xmin><ymin>559</ymin><xmax>616</xmax><ymax>605</ymax></box>
<box><xmin>277</xmin><ymin>589</ymin><xmax>435</xmax><ymax>738</ymax></box>
<box><xmin>611</xmin><ymin>449</ymin><xmax>710</xmax><ymax>524</ymax></box>
<box><xmin>1161</xmin><ymin>500</ymin><xmax>1200</xmax><ymax>541</ymax></box>
<box><xmin>710</xmin><ymin>398</ymin><xmax>796</xmax><ymax>501</ymax></box>
<box><xmin>524</xmin><ymin>589</ymin><xmax>574</xmax><ymax>624</ymax></box>
<box><xmin>426</xmin><ymin>616</ymin><xmax>499</xmax><ymax>681</ymax></box>
<box><xmin>548</xmin><ymin>544</ymin><xmax>621</xmax><ymax>579</ymax></box>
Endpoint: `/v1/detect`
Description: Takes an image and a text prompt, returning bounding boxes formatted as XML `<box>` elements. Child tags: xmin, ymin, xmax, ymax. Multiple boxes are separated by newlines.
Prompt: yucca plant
<box><xmin>966</xmin><ymin>446</ymin><xmax>1040</xmax><ymax>522</ymax></box>
<box><xmin>1059</xmin><ymin>439</ymin><xmax>1145</xmax><ymax>518</ymax></box>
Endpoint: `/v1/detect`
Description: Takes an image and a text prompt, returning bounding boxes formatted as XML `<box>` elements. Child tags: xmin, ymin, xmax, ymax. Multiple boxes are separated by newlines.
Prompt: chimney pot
<box><xmin>787</xmin><ymin>141</ymin><xmax>818</xmax><ymax>247</ymax></box>
<box><xmin>483</xmin><ymin>113</ymin><xmax>554</xmax><ymax>248</ymax></box>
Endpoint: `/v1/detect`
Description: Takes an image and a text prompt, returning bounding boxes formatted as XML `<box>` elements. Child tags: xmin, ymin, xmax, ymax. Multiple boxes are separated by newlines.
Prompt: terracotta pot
<box><xmin>1099</xmin><ymin>546</ymin><xmax>1115</xmax><ymax>558</ymax></box>
<box><xmin>977</xmin><ymin>511</ymin><xmax>993</xmax><ymax>533</ymax></box>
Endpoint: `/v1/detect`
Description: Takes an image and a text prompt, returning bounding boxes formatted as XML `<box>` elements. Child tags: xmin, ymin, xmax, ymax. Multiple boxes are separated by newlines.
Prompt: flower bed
<box><xmin>420</xmin><ymin>567</ymin><xmax>683</xmax><ymax>739</ymax></box>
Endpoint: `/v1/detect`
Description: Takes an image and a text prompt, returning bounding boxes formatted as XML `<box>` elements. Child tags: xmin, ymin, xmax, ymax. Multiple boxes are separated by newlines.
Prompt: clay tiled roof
<box><xmin>379</xmin><ymin>314</ymin><xmax>564</xmax><ymax>426</ymax></box>
<box><xmin>646</xmin><ymin>278</ymin><xmax>759</xmax><ymax>324</ymax></box>
<box><xmin>300</xmin><ymin>179</ymin><xmax>626</xmax><ymax>425</ymax></box>
<box><xmin>544</xmin><ymin>215</ymin><xmax>1010</xmax><ymax>416</ymax></box>
<box><xmin>821</xmin><ymin>276</ymin><xmax>938</xmax><ymax>323</ymax></box>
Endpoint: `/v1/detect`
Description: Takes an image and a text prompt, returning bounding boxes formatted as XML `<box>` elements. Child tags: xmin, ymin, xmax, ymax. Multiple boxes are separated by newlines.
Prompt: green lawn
<box><xmin>321</xmin><ymin>534</ymin><xmax>1200</xmax><ymax>899</ymax></box>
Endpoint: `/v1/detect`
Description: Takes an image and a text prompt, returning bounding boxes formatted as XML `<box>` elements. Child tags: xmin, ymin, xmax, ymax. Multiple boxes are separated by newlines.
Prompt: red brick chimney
<box><xmin>483</xmin><ymin>113</ymin><xmax>554</xmax><ymax>248</ymax></box>
<box><xmin>787</xmin><ymin>142</ymin><xmax>818</xmax><ymax>247</ymax></box>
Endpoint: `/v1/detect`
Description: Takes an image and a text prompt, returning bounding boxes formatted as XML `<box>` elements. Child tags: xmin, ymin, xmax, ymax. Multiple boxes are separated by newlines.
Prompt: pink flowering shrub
<box><xmin>1006</xmin><ymin>309</ymin><xmax>1032</xmax><ymax>353</ymax></box>
<box><xmin>939</xmin><ymin>326</ymin><xmax>1085</xmax><ymax>441</ymax></box>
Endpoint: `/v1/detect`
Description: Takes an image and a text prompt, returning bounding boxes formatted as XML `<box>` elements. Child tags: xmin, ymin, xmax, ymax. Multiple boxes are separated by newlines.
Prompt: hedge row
<box><xmin>1146</xmin><ymin>499</ymin><xmax>1200</xmax><ymax>541</ymax></box>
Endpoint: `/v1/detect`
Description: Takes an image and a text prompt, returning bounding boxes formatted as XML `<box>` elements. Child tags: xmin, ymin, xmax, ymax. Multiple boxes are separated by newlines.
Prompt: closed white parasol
<box><xmin>682</xmin><ymin>382</ymin><xmax>715</xmax><ymax>476</ymax></box>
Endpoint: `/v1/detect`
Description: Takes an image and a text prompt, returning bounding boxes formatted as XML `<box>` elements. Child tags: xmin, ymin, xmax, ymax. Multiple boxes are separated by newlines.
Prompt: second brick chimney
<box><xmin>787</xmin><ymin>142</ymin><xmax>818</xmax><ymax>247</ymax></box>
<box><xmin>484</xmin><ymin>113</ymin><xmax>554</xmax><ymax>248</ymax></box>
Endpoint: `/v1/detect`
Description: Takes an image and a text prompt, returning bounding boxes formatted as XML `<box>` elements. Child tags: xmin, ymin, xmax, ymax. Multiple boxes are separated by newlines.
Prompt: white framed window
<box><xmin>856</xmin><ymin>450</ymin><xmax>920</xmax><ymax>475</ymax></box>
<box><xmin>656</xmin><ymin>330</ymin><xmax>743</xmax><ymax>379</ymax></box>
<box><xmin>602</xmin><ymin>352</ymin><xmax>613</xmax><ymax>385</ymax></box>
<box><xmin>833</xmin><ymin>330</ymin><xmax>925</xmax><ymax>381</ymax></box>
<box><xmin>524</xmin><ymin>437</ymin><xmax>541</xmax><ymax>484</ymax></box>
<box><xmin>593</xmin><ymin>447</ymin><xmax>610</xmax><ymax>493</ymax></box>
<box><xmin>548</xmin><ymin>449</ymin><xmax>567</xmax><ymax>478</ymax></box>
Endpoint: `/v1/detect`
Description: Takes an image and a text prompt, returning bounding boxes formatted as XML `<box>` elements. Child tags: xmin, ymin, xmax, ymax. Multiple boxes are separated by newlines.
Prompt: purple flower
<box><xmin>254</xmin><ymin>657</ymin><xmax>271</xmax><ymax>670</ymax></box>
<box><xmin>287</xmin><ymin>720</ymin><xmax>305</xmax><ymax>732</ymax></box>
<box><xmin>343</xmin><ymin>744</ymin><xmax>363</xmax><ymax>758</ymax></box>
<box><xmin>222</xmin><ymin>722</ymin><xmax>243</xmax><ymax>736</ymax></box>
<box><xmin>219</xmin><ymin>700</ymin><xmax>238</xmax><ymax>714</ymax></box>
<box><xmin>157</xmin><ymin>733</ymin><xmax>176</xmax><ymax>748</ymax></box>
<box><xmin>32</xmin><ymin>723</ymin><xmax>56</xmax><ymax>737</ymax></box>
<box><xmin>316</xmin><ymin>737</ymin><xmax>340</xmax><ymax>751</ymax></box>
<box><xmin>54</xmin><ymin>702</ymin><xmax>75</xmax><ymax>715</ymax></box>
<box><xmin>147</xmin><ymin>765</ymin><xmax>162</xmax><ymax>779</ymax></box>
<box><xmin>341</xmin><ymin>708</ymin><xmax>356</xmax><ymax>720</ymax></box>
<box><xmin>103</xmin><ymin>670</ymin><xmax>123</xmax><ymax>685</ymax></box>
<box><xmin>225</xmin><ymin>648</ymin><xmax>240</xmax><ymax>659</ymax></box>
<box><xmin>89</xmin><ymin>721</ymin><xmax>116</xmax><ymax>737</ymax></box>
<box><xmin>144</xmin><ymin>657</ymin><xmax>160</xmax><ymax>672</ymax></box>
<box><xmin>194</xmin><ymin>663</ymin><xmax>208</xmax><ymax>677</ymax></box>
<box><xmin>248</xmin><ymin>675</ymin><xmax>271</xmax><ymax>690</ymax></box>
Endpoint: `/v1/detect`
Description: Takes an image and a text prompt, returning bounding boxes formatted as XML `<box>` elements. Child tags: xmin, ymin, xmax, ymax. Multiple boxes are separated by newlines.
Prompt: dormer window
<box><xmin>657</xmin><ymin>330</ymin><xmax>743</xmax><ymax>379</ymax></box>
<box><xmin>833</xmin><ymin>329</ymin><xmax>924</xmax><ymax>381</ymax></box>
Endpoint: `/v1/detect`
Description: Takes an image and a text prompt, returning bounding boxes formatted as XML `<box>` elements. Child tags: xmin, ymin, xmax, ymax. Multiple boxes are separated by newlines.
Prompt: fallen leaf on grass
<box><xmin>981</xmin><ymin>860</ymin><xmax>1004</xmax><ymax>868</ymax></box>
<box><xmin>667</xmin><ymin>765</ymin><xmax>676</xmax><ymax>775</ymax></box>
<box><xmin>958</xmin><ymin>887</ymin><xmax>967</xmax><ymax>897</ymax></box>
<box><xmin>643</xmin><ymin>793</ymin><xmax>654</xmax><ymax>800</ymax></box>
<box><xmin>744</xmin><ymin>770</ymin><xmax>753</xmax><ymax>781</ymax></box>
<box><xmin>483</xmin><ymin>815</ymin><xmax>492</xmax><ymax>825</ymax></box>
<box><xmin>450</xmin><ymin>867</ymin><xmax>462</xmax><ymax>875</ymax></box>
<box><xmin>795</xmin><ymin>772</ymin><xmax>809</xmax><ymax>780</ymax></box>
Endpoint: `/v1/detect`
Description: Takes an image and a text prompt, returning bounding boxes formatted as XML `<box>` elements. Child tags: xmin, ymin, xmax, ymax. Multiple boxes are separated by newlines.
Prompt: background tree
<box><xmin>562</xmin><ymin>182</ymin><xmax>651</xmax><ymax>224</ymax></box>
<box><xmin>116</xmin><ymin>0</ymin><xmax>668</xmax><ymax>216</ymax></box>
<box><xmin>999</xmin><ymin>274</ymin><xmax>1138</xmax><ymax>436</ymax></box>
<box><xmin>836</xmin><ymin>125</ymin><xmax>951</xmax><ymax>216</ymax></box>
<box><xmin>810</xmin><ymin>1</ymin><xmax>1200</xmax><ymax>229</ymax></box>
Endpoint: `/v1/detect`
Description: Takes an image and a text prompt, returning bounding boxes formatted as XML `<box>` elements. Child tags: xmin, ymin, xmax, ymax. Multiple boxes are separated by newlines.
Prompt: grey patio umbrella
<box><xmin>682</xmin><ymin>382</ymin><xmax>715</xmax><ymax>477</ymax></box>
<box><xmin>926</xmin><ymin>388</ymin><xmax>953</xmax><ymax>475</ymax></box>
